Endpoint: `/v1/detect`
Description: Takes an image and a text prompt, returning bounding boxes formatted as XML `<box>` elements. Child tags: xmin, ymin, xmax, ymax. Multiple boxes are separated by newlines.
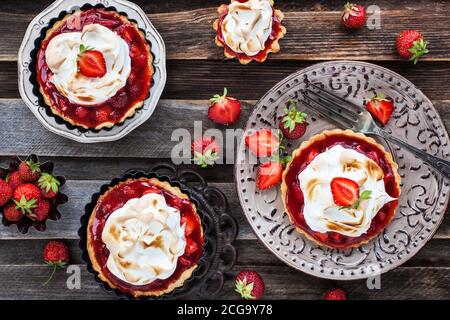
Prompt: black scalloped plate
<box><xmin>78</xmin><ymin>163</ymin><xmax>237</xmax><ymax>299</ymax></box>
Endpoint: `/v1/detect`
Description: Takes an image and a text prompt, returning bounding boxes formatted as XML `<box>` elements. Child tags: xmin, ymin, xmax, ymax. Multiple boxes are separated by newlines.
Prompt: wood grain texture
<box><xmin>0</xmin><ymin>265</ymin><xmax>447</xmax><ymax>300</ymax></box>
<box><xmin>0</xmin><ymin>180</ymin><xmax>448</xmax><ymax>240</ymax></box>
<box><xmin>5</xmin><ymin>60</ymin><xmax>450</xmax><ymax>100</ymax></box>
<box><xmin>1</xmin><ymin>3</ymin><xmax>450</xmax><ymax>61</ymax></box>
<box><xmin>0</xmin><ymin>99</ymin><xmax>448</xmax><ymax>158</ymax></box>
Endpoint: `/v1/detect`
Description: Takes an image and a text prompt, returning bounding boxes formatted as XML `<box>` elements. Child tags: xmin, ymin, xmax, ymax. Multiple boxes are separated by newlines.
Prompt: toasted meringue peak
<box><xmin>102</xmin><ymin>193</ymin><xmax>186</xmax><ymax>286</ymax></box>
<box><xmin>45</xmin><ymin>23</ymin><xmax>131</xmax><ymax>106</ymax></box>
<box><xmin>298</xmin><ymin>145</ymin><xmax>396</xmax><ymax>237</ymax></box>
<box><xmin>221</xmin><ymin>0</ymin><xmax>273</xmax><ymax>56</ymax></box>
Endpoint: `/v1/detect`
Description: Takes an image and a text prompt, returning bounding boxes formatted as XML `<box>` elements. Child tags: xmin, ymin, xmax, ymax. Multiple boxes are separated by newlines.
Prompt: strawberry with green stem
<box><xmin>279</xmin><ymin>100</ymin><xmax>308</xmax><ymax>140</ymax></box>
<box><xmin>396</xmin><ymin>30</ymin><xmax>429</xmax><ymax>64</ymax></box>
<box><xmin>38</xmin><ymin>173</ymin><xmax>61</xmax><ymax>199</ymax></box>
<box><xmin>191</xmin><ymin>136</ymin><xmax>220</xmax><ymax>168</ymax></box>
<box><xmin>43</xmin><ymin>241</ymin><xmax>70</xmax><ymax>286</ymax></box>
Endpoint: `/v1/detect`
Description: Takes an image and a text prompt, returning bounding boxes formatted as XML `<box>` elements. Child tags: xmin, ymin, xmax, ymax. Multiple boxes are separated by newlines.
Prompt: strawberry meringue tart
<box><xmin>36</xmin><ymin>8</ymin><xmax>153</xmax><ymax>130</ymax></box>
<box><xmin>281</xmin><ymin>129</ymin><xmax>401</xmax><ymax>249</ymax></box>
<box><xmin>87</xmin><ymin>177</ymin><xmax>204</xmax><ymax>297</ymax></box>
<box><xmin>213</xmin><ymin>0</ymin><xmax>286</xmax><ymax>64</ymax></box>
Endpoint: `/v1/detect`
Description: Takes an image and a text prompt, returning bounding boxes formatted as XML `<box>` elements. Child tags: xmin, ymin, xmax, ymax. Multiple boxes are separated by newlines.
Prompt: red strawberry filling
<box><xmin>90</xmin><ymin>179</ymin><xmax>203</xmax><ymax>294</ymax></box>
<box><xmin>36</xmin><ymin>8</ymin><xmax>151</xmax><ymax>129</ymax></box>
<box><xmin>284</xmin><ymin>134</ymin><xmax>399</xmax><ymax>248</ymax></box>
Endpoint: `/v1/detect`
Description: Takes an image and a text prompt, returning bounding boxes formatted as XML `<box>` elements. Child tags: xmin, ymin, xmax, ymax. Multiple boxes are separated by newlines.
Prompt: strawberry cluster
<box><xmin>0</xmin><ymin>156</ymin><xmax>64</xmax><ymax>230</ymax></box>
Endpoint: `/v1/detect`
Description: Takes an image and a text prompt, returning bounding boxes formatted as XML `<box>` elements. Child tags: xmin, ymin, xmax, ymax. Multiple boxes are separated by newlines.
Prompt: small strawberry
<box><xmin>235</xmin><ymin>270</ymin><xmax>265</xmax><ymax>300</ymax></box>
<box><xmin>0</xmin><ymin>179</ymin><xmax>13</xmax><ymax>207</ymax></box>
<box><xmin>13</xmin><ymin>196</ymin><xmax>38</xmax><ymax>216</ymax></box>
<box><xmin>78</xmin><ymin>44</ymin><xmax>107</xmax><ymax>78</ymax></box>
<box><xmin>185</xmin><ymin>238</ymin><xmax>199</xmax><ymax>256</ymax></box>
<box><xmin>256</xmin><ymin>156</ymin><xmax>290</xmax><ymax>191</ymax></box>
<box><xmin>191</xmin><ymin>137</ymin><xmax>220</xmax><ymax>168</ymax></box>
<box><xmin>366</xmin><ymin>92</ymin><xmax>394</xmax><ymax>125</ymax></box>
<box><xmin>6</xmin><ymin>171</ymin><xmax>22</xmax><ymax>190</ymax></box>
<box><xmin>324</xmin><ymin>288</ymin><xmax>347</xmax><ymax>300</ymax></box>
<box><xmin>279</xmin><ymin>101</ymin><xmax>308</xmax><ymax>140</ymax></box>
<box><xmin>330</xmin><ymin>177</ymin><xmax>359</xmax><ymax>207</ymax></box>
<box><xmin>18</xmin><ymin>160</ymin><xmax>41</xmax><ymax>182</ymax></box>
<box><xmin>2</xmin><ymin>202</ymin><xmax>23</xmax><ymax>222</ymax></box>
<box><xmin>43</xmin><ymin>241</ymin><xmax>70</xmax><ymax>286</ymax></box>
<box><xmin>245</xmin><ymin>128</ymin><xmax>279</xmax><ymax>157</ymax></box>
<box><xmin>341</xmin><ymin>2</ymin><xmax>366</xmax><ymax>29</ymax></box>
<box><xmin>396</xmin><ymin>30</ymin><xmax>429</xmax><ymax>64</ymax></box>
<box><xmin>181</xmin><ymin>214</ymin><xmax>197</xmax><ymax>236</ymax></box>
<box><xmin>38</xmin><ymin>173</ymin><xmax>60</xmax><ymax>199</ymax></box>
<box><xmin>29</xmin><ymin>199</ymin><xmax>50</xmax><ymax>222</ymax></box>
<box><xmin>208</xmin><ymin>88</ymin><xmax>241</xmax><ymax>125</ymax></box>
<box><xmin>13</xmin><ymin>183</ymin><xmax>41</xmax><ymax>202</ymax></box>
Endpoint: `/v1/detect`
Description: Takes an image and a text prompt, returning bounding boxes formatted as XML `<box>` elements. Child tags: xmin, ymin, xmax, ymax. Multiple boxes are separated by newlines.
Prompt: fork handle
<box><xmin>373</xmin><ymin>128</ymin><xmax>450</xmax><ymax>180</ymax></box>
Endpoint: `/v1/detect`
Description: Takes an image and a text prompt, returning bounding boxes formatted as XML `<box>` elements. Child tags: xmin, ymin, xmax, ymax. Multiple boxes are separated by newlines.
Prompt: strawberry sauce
<box><xmin>216</xmin><ymin>5</ymin><xmax>283</xmax><ymax>62</ymax></box>
<box><xmin>284</xmin><ymin>135</ymin><xmax>400</xmax><ymax>248</ymax></box>
<box><xmin>90</xmin><ymin>179</ymin><xmax>203</xmax><ymax>295</ymax></box>
<box><xmin>36</xmin><ymin>8</ymin><xmax>152</xmax><ymax>129</ymax></box>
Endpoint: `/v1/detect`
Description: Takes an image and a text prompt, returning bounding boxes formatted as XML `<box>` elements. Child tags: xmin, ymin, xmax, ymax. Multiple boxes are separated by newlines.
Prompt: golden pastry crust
<box><xmin>281</xmin><ymin>129</ymin><xmax>402</xmax><ymax>248</ymax></box>
<box><xmin>213</xmin><ymin>1</ymin><xmax>286</xmax><ymax>65</ymax></box>
<box><xmin>87</xmin><ymin>177</ymin><xmax>203</xmax><ymax>298</ymax></box>
<box><xmin>38</xmin><ymin>10</ymin><xmax>153</xmax><ymax>130</ymax></box>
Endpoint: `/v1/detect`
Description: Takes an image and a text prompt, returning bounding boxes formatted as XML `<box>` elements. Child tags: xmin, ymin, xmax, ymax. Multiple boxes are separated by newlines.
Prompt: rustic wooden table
<box><xmin>0</xmin><ymin>0</ymin><xmax>449</xmax><ymax>300</ymax></box>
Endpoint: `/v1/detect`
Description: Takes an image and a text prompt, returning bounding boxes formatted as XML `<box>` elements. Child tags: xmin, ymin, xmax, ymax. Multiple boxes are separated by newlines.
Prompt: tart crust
<box><xmin>87</xmin><ymin>177</ymin><xmax>203</xmax><ymax>298</ymax></box>
<box><xmin>213</xmin><ymin>1</ymin><xmax>286</xmax><ymax>64</ymax></box>
<box><xmin>281</xmin><ymin>129</ymin><xmax>402</xmax><ymax>248</ymax></box>
<box><xmin>38</xmin><ymin>10</ymin><xmax>153</xmax><ymax>130</ymax></box>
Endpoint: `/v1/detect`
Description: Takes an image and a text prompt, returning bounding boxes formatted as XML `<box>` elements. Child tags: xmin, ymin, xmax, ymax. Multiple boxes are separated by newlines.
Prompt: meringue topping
<box><xmin>298</xmin><ymin>145</ymin><xmax>396</xmax><ymax>237</ymax></box>
<box><xmin>221</xmin><ymin>0</ymin><xmax>273</xmax><ymax>56</ymax></box>
<box><xmin>45</xmin><ymin>23</ymin><xmax>131</xmax><ymax>106</ymax></box>
<box><xmin>102</xmin><ymin>193</ymin><xmax>186</xmax><ymax>286</ymax></box>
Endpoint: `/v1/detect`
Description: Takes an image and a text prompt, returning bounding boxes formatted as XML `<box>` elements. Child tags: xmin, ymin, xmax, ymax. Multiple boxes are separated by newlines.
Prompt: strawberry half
<box><xmin>396</xmin><ymin>30</ymin><xmax>429</xmax><ymax>64</ymax></box>
<box><xmin>235</xmin><ymin>270</ymin><xmax>265</xmax><ymax>300</ymax></box>
<box><xmin>208</xmin><ymin>88</ymin><xmax>241</xmax><ymax>125</ymax></box>
<box><xmin>256</xmin><ymin>161</ymin><xmax>283</xmax><ymax>191</ymax></box>
<box><xmin>366</xmin><ymin>92</ymin><xmax>394</xmax><ymax>125</ymax></box>
<box><xmin>245</xmin><ymin>128</ymin><xmax>279</xmax><ymax>157</ymax></box>
<box><xmin>330</xmin><ymin>177</ymin><xmax>359</xmax><ymax>207</ymax></box>
<box><xmin>341</xmin><ymin>2</ymin><xmax>366</xmax><ymax>29</ymax></box>
<box><xmin>78</xmin><ymin>44</ymin><xmax>107</xmax><ymax>78</ymax></box>
<box><xmin>191</xmin><ymin>136</ymin><xmax>220</xmax><ymax>168</ymax></box>
<box><xmin>279</xmin><ymin>101</ymin><xmax>308</xmax><ymax>140</ymax></box>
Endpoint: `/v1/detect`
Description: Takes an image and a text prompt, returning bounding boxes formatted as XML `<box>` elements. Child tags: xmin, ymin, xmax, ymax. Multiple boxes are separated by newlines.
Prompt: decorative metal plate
<box><xmin>18</xmin><ymin>0</ymin><xmax>166</xmax><ymax>143</ymax></box>
<box><xmin>79</xmin><ymin>163</ymin><xmax>238</xmax><ymax>299</ymax></box>
<box><xmin>235</xmin><ymin>61</ymin><xmax>450</xmax><ymax>280</ymax></box>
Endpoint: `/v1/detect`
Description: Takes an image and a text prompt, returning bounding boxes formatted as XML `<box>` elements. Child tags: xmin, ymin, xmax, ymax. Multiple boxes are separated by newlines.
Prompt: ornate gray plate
<box><xmin>235</xmin><ymin>61</ymin><xmax>450</xmax><ymax>280</ymax></box>
<box><xmin>18</xmin><ymin>0</ymin><xmax>166</xmax><ymax>143</ymax></box>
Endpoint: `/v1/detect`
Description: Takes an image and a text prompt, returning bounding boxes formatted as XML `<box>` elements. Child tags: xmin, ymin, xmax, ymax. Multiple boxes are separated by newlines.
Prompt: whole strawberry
<box><xmin>279</xmin><ymin>101</ymin><xmax>308</xmax><ymax>140</ymax></box>
<box><xmin>396</xmin><ymin>30</ymin><xmax>429</xmax><ymax>64</ymax></box>
<box><xmin>341</xmin><ymin>2</ymin><xmax>366</xmax><ymax>29</ymax></box>
<box><xmin>43</xmin><ymin>241</ymin><xmax>70</xmax><ymax>286</ymax></box>
<box><xmin>29</xmin><ymin>199</ymin><xmax>50</xmax><ymax>222</ymax></box>
<box><xmin>0</xmin><ymin>179</ymin><xmax>13</xmax><ymax>207</ymax></box>
<box><xmin>235</xmin><ymin>270</ymin><xmax>265</xmax><ymax>300</ymax></box>
<box><xmin>6</xmin><ymin>171</ymin><xmax>23</xmax><ymax>190</ymax></box>
<box><xmin>208</xmin><ymin>88</ymin><xmax>241</xmax><ymax>125</ymax></box>
<box><xmin>38</xmin><ymin>173</ymin><xmax>60</xmax><ymax>199</ymax></box>
<box><xmin>2</xmin><ymin>202</ymin><xmax>23</xmax><ymax>222</ymax></box>
<box><xmin>13</xmin><ymin>183</ymin><xmax>41</xmax><ymax>202</ymax></box>
<box><xmin>191</xmin><ymin>136</ymin><xmax>220</xmax><ymax>168</ymax></box>
<box><xmin>324</xmin><ymin>288</ymin><xmax>347</xmax><ymax>300</ymax></box>
<box><xmin>18</xmin><ymin>160</ymin><xmax>41</xmax><ymax>182</ymax></box>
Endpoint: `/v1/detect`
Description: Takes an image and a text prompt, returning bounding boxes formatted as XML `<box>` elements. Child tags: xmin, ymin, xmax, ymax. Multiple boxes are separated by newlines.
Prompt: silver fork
<box><xmin>302</xmin><ymin>83</ymin><xmax>450</xmax><ymax>179</ymax></box>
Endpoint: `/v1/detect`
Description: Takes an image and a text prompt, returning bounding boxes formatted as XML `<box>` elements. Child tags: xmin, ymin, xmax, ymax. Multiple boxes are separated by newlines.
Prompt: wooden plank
<box><xmin>0</xmin><ymin>180</ymin><xmax>448</xmax><ymax>240</ymax></box>
<box><xmin>1</xmin><ymin>5</ymin><xmax>450</xmax><ymax>61</ymax></box>
<box><xmin>1</xmin><ymin>238</ymin><xmax>449</xmax><ymax>268</ymax></box>
<box><xmin>0</xmin><ymin>264</ymin><xmax>447</xmax><ymax>299</ymax></box>
<box><xmin>0</xmin><ymin>99</ymin><xmax>448</xmax><ymax>157</ymax></box>
<box><xmin>3</xmin><ymin>61</ymin><xmax>450</xmax><ymax>100</ymax></box>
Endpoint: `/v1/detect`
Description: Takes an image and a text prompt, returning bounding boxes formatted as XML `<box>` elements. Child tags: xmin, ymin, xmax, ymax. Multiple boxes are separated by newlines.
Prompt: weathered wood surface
<box><xmin>0</xmin><ymin>99</ymin><xmax>448</xmax><ymax>158</ymax></box>
<box><xmin>1</xmin><ymin>1</ymin><xmax>450</xmax><ymax>61</ymax></box>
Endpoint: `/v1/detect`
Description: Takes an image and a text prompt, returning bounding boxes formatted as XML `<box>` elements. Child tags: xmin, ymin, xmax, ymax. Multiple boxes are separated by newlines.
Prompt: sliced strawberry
<box><xmin>245</xmin><ymin>129</ymin><xmax>279</xmax><ymax>157</ymax></box>
<box><xmin>256</xmin><ymin>161</ymin><xmax>283</xmax><ymax>191</ymax></box>
<box><xmin>366</xmin><ymin>92</ymin><xmax>394</xmax><ymax>125</ymax></box>
<box><xmin>330</xmin><ymin>177</ymin><xmax>360</xmax><ymax>207</ymax></box>
<box><xmin>181</xmin><ymin>215</ymin><xmax>197</xmax><ymax>236</ymax></box>
<box><xmin>185</xmin><ymin>238</ymin><xmax>198</xmax><ymax>255</ymax></box>
<box><xmin>78</xmin><ymin>45</ymin><xmax>107</xmax><ymax>78</ymax></box>
<box><xmin>208</xmin><ymin>88</ymin><xmax>241</xmax><ymax>125</ymax></box>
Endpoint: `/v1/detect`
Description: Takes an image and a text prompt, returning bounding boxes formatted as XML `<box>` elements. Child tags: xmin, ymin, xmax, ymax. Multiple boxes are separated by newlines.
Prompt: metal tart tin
<box><xmin>18</xmin><ymin>0</ymin><xmax>166</xmax><ymax>143</ymax></box>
